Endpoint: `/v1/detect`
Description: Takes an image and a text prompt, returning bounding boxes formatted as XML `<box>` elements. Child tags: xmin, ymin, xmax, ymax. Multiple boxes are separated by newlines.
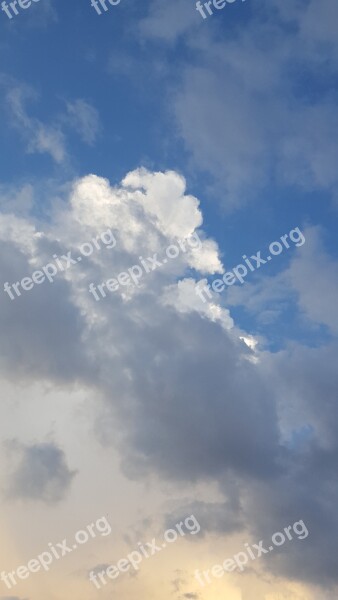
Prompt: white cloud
<box><xmin>161</xmin><ymin>278</ymin><xmax>233</xmax><ymax>330</ymax></box>
<box><xmin>122</xmin><ymin>168</ymin><xmax>203</xmax><ymax>239</ymax></box>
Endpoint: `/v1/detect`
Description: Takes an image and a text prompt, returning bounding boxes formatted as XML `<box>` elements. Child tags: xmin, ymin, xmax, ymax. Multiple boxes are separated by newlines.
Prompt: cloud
<box><xmin>138</xmin><ymin>0</ymin><xmax>200</xmax><ymax>43</ymax></box>
<box><xmin>0</xmin><ymin>168</ymin><xmax>337</xmax><ymax>591</ymax></box>
<box><xmin>162</xmin><ymin>278</ymin><xmax>233</xmax><ymax>330</ymax></box>
<box><xmin>225</xmin><ymin>225</ymin><xmax>338</xmax><ymax>336</ymax></box>
<box><xmin>171</xmin><ymin>571</ymin><xmax>200</xmax><ymax>600</ymax></box>
<box><xmin>0</xmin><ymin>597</ymin><xmax>28</xmax><ymax>600</ymax></box>
<box><xmin>0</xmin><ymin>184</ymin><xmax>34</xmax><ymax>216</ymax></box>
<box><xmin>0</xmin><ymin>235</ymin><xmax>93</xmax><ymax>383</ymax></box>
<box><xmin>2</xmin><ymin>82</ymin><xmax>66</xmax><ymax>163</ymax></box>
<box><xmin>121</xmin><ymin>168</ymin><xmax>203</xmax><ymax>239</ymax></box>
<box><xmin>137</xmin><ymin>0</ymin><xmax>338</xmax><ymax>209</ymax></box>
<box><xmin>4</xmin><ymin>441</ymin><xmax>77</xmax><ymax>504</ymax></box>
<box><xmin>286</xmin><ymin>226</ymin><xmax>338</xmax><ymax>335</ymax></box>
<box><xmin>0</xmin><ymin>79</ymin><xmax>102</xmax><ymax>163</ymax></box>
<box><xmin>65</xmin><ymin>99</ymin><xmax>101</xmax><ymax>145</ymax></box>
<box><xmin>165</xmin><ymin>499</ymin><xmax>244</xmax><ymax>537</ymax></box>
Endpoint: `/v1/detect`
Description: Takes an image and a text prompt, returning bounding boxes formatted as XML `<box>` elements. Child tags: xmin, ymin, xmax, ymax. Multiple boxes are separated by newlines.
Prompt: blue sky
<box><xmin>0</xmin><ymin>1</ymin><xmax>338</xmax><ymax>600</ymax></box>
<box><xmin>1</xmin><ymin>1</ymin><xmax>337</xmax><ymax>244</ymax></box>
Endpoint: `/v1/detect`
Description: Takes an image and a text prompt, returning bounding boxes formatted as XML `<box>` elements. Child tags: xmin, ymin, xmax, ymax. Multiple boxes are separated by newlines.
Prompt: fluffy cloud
<box><xmin>162</xmin><ymin>278</ymin><xmax>233</xmax><ymax>330</ymax></box>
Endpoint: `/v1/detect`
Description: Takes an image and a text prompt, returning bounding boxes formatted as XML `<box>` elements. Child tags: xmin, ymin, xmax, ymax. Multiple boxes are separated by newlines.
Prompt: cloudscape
<box><xmin>0</xmin><ymin>1</ymin><xmax>337</xmax><ymax>600</ymax></box>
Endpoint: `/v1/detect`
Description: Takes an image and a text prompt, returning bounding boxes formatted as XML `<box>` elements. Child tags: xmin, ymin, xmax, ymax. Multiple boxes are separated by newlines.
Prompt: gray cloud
<box><xmin>111</xmin><ymin>313</ymin><xmax>281</xmax><ymax>483</ymax></box>
<box><xmin>4</xmin><ymin>441</ymin><xmax>77</xmax><ymax>504</ymax></box>
<box><xmin>0</xmin><ymin>236</ymin><xmax>96</xmax><ymax>384</ymax></box>
<box><xmin>138</xmin><ymin>0</ymin><xmax>200</xmax><ymax>43</ymax></box>
<box><xmin>165</xmin><ymin>498</ymin><xmax>244</xmax><ymax>538</ymax></box>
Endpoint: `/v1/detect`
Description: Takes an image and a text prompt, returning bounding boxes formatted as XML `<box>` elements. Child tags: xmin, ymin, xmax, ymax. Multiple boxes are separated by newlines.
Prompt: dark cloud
<box><xmin>106</xmin><ymin>313</ymin><xmax>282</xmax><ymax>483</ymax></box>
<box><xmin>96</xmin><ymin>296</ymin><xmax>338</xmax><ymax>589</ymax></box>
<box><xmin>0</xmin><ymin>240</ymin><xmax>95</xmax><ymax>385</ymax></box>
<box><xmin>4</xmin><ymin>441</ymin><xmax>77</xmax><ymax>504</ymax></box>
<box><xmin>246</xmin><ymin>340</ymin><xmax>338</xmax><ymax>587</ymax></box>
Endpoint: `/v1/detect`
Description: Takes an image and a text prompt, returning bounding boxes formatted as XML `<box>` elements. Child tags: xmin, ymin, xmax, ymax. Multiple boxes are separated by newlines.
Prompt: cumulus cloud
<box><xmin>121</xmin><ymin>168</ymin><xmax>203</xmax><ymax>239</ymax></box>
<box><xmin>0</xmin><ymin>168</ymin><xmax>337</xmax><ymax>592</ymax></box>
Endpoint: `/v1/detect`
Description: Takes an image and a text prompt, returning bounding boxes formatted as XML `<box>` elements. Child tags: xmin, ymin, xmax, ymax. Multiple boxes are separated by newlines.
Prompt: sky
<box><xmin>0</xmin><ymin>0</ymin><xmax>338</xmax><ymax>599</ymax></box>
